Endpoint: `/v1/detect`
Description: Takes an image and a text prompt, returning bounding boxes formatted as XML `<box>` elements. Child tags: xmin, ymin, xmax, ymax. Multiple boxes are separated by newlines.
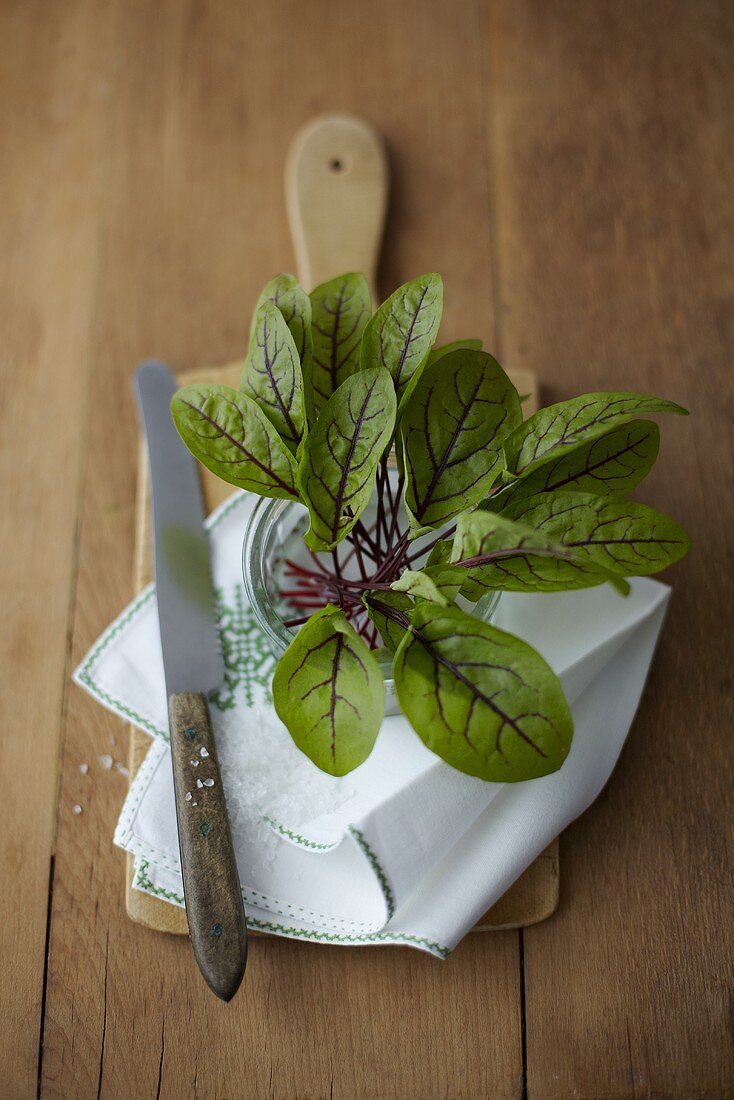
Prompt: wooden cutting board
<box><xmin>124</xmin><ymin>358</ymin><xmax>559</xmax><ymax>936</ymax></box>
<box><xmin>126</xmin><ymin>114</ymin><xmax>558</xmax><ymax>935</ymax></box>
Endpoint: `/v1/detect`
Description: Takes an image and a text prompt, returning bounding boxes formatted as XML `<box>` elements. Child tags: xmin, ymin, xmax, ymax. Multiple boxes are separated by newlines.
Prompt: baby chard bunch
<box><xmin>171</xmin><ymin>272</ymin><xmax>690</xmax><ymax>783</ymax></box>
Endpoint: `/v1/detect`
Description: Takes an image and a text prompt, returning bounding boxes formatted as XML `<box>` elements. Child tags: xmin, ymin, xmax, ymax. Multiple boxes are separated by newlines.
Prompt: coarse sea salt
<box><xmin>214</xmin><ymin>699</ymin><xmax>356</xmax><ymax>866</ymax></box>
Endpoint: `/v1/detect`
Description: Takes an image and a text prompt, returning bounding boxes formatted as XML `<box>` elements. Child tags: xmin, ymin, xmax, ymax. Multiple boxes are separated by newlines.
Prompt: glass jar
<box><xmin>242</xmin><ymin>493</ymin><xmax>501</xmax><ymax>716</ymax></box>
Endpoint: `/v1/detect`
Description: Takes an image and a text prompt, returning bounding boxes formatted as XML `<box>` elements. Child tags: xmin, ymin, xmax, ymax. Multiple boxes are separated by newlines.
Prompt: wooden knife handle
<box><xmin>168</xmin><ymin>692</ymin><xmax>247</xmax><ymax>1001</ymax></box>
<box><xmin>285</xmin><ymin>113</ymin><xmax>388</xmax><ymax>304</ymax></box>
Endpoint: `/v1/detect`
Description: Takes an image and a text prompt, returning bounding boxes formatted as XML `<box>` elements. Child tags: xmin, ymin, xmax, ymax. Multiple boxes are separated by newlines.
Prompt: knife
<box><xmin>135</xmin><ymin>360</ymin><xmax>247</xmax><ymax>1002</ymax></box>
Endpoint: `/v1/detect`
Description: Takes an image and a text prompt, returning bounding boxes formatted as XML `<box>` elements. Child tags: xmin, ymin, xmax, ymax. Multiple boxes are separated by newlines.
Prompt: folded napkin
<box><xmin>75</xmin><ymin>491</ymin><xmax>670</xmax><ymax>957</ymax></box>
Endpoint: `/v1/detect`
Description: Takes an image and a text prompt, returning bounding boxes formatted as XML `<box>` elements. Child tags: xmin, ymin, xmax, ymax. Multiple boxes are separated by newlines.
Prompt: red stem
<box><xmin>403</xmin><ymin>524</ymin><xmax>456</xmax><ymax>565</ymax></box>
<box><xmin>277</xmin><ymin>474</ymin><xmax>419</xmax><ymax>644</ymax></box>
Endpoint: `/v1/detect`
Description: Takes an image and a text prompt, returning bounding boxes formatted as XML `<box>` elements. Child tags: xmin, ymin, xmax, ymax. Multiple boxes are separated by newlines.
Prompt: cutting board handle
<box><xmin>285</xmin><ymin>114</ymin><xmax>388</xmax><ymax>304</ymax></box>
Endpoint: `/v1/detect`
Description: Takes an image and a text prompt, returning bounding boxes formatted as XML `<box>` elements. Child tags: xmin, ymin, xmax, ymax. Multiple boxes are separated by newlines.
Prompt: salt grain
<box><xmin>100</xmin><ymin>754</ymin><xmax>113</xmax><ymax>769</ymax></box>
<box><xmin>79</xmin><ymin>763</ymin><xmax>88</xmax><ymax>775</ymax></box>
<box><xmin>190</xmin><ymin>760</ymin><xmax>199</xmax><ymax>767</ymax></box>
<box><xmin>200</xmin><ymin>747</ymin><xmax>209</xmax><ymax>758</ymax></box>
<box><xmin>115</xmin><ymin>763</ymin><xmax>129</xmax><ymax>777</ymax></box>
<box><xmin>196</xmin><ymin>779</ymin><xmax>203</xmax><ymax>789</ymax></box>
<box><xmin>214</xmin><ymin>699</ymin><xmax>356</xmax><ymax>867</ymax></box>
<box><xmin>185</xmin><ymin>792</ymin><xmax>192</xmax><ymax>801</ymax></box>
<box><xmin>202</xmin><ymin>778</ymin><xmax>214</xmax><ymax>788</ymax></box>
<box><xmin>72</xmin><ymin>804</ymin><xmax>82</xmax><ymax>815</ymax></box>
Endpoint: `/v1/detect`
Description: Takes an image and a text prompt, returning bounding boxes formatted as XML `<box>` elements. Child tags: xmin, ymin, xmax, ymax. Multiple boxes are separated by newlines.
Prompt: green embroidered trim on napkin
<box><xmin>349</xmin><ymin>827</ymin><xmax>396</xmax><ymax>919</ymax></box>
<box><xmin>134</xmin><ymin>859</ymin><xmax>450</xmax><ymax>958</ymax></box>
<box><xmin>209</xmin><ymin>586</ymin><xmax>274</xmax><ymax>711</ymax></box>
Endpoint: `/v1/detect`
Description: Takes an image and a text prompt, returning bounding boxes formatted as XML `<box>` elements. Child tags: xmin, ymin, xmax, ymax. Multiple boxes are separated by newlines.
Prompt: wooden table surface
<box><xmin>2</xmin><ymin>2</ymin><xmax>732</xmax><ymax>1097</ymax></box>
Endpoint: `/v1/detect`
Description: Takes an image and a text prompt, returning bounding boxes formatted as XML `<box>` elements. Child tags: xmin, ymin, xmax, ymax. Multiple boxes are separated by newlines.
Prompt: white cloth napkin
<box><xmin>74</xmin><ymin>491</ymin><xmax>670</xmax><ymax>957</ymax></box>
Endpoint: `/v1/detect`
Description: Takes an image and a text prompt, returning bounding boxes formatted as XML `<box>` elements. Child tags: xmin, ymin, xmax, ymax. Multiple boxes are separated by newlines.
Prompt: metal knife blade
<box><xmin>135</xmin><ymin>360</ymin><xmax>247</xmax><ymax>1002</ymax></box>
<box><xmin>135</xmin><ymin>361</ymin><xmax>224</xmax><ymax>697</ymax></box>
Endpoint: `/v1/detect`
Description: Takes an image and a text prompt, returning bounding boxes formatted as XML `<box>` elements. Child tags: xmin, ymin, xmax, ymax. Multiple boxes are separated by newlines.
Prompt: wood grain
<box><xmin>0</xmin><ymin>3</ymin><xmax>118</xmax><ymax>1096</ymax></box>
<box><xmin>486</xmin><ymin>2</ymin><xmax>734</xmax><ymax>1096</ymax></box>
<box><xmin>40</xmin><ymin>2</ymin><xmax>524</xmax><ymax>1098</ymax></box>
<box><xmin>286</xmin><ymin>114</ymin><xmax>388</xmax><ymax>301</ymax></box>
<box><xmin>0</xmin><ymin>0</ymin><xmax>730</xmax><ymax>1096</ymax></box>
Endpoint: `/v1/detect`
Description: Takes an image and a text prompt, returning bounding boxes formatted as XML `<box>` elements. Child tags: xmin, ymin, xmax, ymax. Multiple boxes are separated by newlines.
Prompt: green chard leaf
<box><xmin>393</xmin><ymin>602</ymin><xmax>573</xmax><ymax>782</ymax></box>
<box><xmin>363</xmin><ymin>590</ymin><xmax>412</xmax><ymax>655</ymax></box>
<box><xmin>309</xmin><ymin>273</ymin><xmax>371</xmax><ymax>415</ymax></box>
<box><xmin>170</xmin><ymin>384</ymin><xmax>299</xmax><ymax>499</ymax></box>
<box><xmin>273</xmin><ymin>606</ymin><xmax>384</xmax><ymax>776</ymax></box>
<box><xmin>360</xmin><ymin>273</ymin><xmax>443</xmax><ymax>401</ymax></box>
<box><xmin>248</xmin><ymin>274</ymin><xmax>313</xmax><ymax>423</ymax></box>
<box><xmin>449</xmin><ymin>510</ymin><xmax>629</xmax><ymax>597</ymax></box>
<box><xmin>382</xmin><ymin>548</ymin><xmax>467</xmax><ymax>602</ymax></box>
<box><xmin>502</xmin><ymin>490</ymin><xmax>690</xmax><ymax>576</ymax></box>
<box><xmin>487</xmin><ymin>419</ymin><xmax>660</xmax><ymax>512</ymax></box>
<box><xmin>240</xmin><ymin>300</ymin><xmax>305</xmax><ymax>453</ymax></box>
<box><xmin>299</xmin><ymin>367</ymin><xmax>396</xmax><ymax>550</ymax></box>
<box><xmin>248</xmin><ymin>272</ymin><xmax>312</xmax><ymax>368</ymax></box>
<box><xmin>425</xmin><ymin>539</ymin><xmax>453</xmax><ymax>568</ymax></box>
<box><xmin>390</xmin><ymin>569</ymin><xmax>452</xmax><ymax>606</ymax></box>
<box><xmin>503</xmin><ymin>391</ymin><xmax>687</xmax><ymax>478</ymax></box>
<box><xmin>401</xmin><ymin>348</ymin><xmax>522</xmax><ymax>534</ymax></box>
<box><xmin>394</xmin><ymin>337</ymin><xmax>484</xmax><ymax>421</ymax></box>
<box><xmin>425</xmin><ymin>338</ymin><xmax>482</xmax><ymax>369</ymax></box>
